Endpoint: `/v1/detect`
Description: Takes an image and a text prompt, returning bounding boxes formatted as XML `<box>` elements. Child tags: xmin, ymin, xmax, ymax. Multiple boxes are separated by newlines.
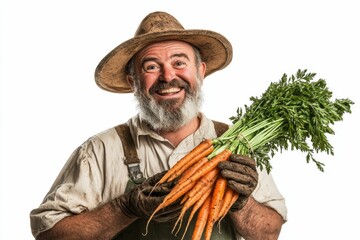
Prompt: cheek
<box><xmin>139</xmin><ymin>74</ymin><xmax>158</xmax><ymax>93</ymax></box>
<box><xmin>179</xmin><ymin>69</ymin><xmax>199</xmax><ymax>88</ymax></box>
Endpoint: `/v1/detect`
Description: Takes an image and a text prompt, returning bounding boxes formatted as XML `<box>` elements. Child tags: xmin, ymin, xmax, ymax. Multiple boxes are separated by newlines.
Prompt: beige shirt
<box><xmin>30</xmin><ymin>113</ymin><xmax>287</xmax><ymax>238</ymax></box>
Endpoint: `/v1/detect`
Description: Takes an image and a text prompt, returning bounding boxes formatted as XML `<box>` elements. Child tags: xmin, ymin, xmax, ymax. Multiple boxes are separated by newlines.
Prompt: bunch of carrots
<box><xmin>145</xmin><ymin>70</ymin><xmax>354</xmax><ymax>239</ymax></box>
<box><xmin>146</xmin><ymin>124</ymin><xmax>281</xmax><ymax>239</ymax></box>
<box><xmin>147</xmin><ymin>140</ymin><xmax>235</xmax><ymax>240</ymax></box>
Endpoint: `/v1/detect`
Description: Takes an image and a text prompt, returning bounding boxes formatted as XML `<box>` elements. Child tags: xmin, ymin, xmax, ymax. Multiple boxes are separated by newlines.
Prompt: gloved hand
<box><xmin>217</xmin><ymin>154</ymin><xmax>258</xmax><ymax>212</ymax></box>
<box><xmin>115</xmin><ymin>171</ymin><xmax>182</xmax><ymax>222</ymax></box>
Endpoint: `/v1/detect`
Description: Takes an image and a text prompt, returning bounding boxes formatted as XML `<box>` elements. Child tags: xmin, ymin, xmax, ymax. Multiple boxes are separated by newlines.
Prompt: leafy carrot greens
<box><xmin>210</xmin><ymin>69</ymin><xmax>354</xmax><ymax>173</ymax></box>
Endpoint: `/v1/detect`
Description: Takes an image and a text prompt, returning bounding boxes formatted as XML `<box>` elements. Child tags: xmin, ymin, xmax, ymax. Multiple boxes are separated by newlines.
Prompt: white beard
<box><xmin>133</xmin><ymin>77</ymin><xmax>203</xmax><ymax>132</ymax></box>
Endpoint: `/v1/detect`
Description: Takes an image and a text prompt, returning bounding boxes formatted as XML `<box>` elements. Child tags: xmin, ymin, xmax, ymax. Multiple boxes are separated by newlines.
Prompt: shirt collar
<box><xmin>128</xmin><ymin>113</ymin><xmax>217</xmax><ymax>147</ymax></box>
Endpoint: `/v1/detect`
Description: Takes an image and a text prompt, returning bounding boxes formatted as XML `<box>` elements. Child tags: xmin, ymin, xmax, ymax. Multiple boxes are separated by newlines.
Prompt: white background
<box><xmin>1</xmin><ymin>0</ymin><xmax>359</xmax><ymax>239</ymax></box>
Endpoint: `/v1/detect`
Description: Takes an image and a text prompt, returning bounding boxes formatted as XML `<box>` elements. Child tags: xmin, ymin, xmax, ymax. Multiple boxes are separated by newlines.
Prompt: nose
<box><xmin>160</xmin><ymin>64</ymin><xmax>176</xmax><ymax>82</ymax></box>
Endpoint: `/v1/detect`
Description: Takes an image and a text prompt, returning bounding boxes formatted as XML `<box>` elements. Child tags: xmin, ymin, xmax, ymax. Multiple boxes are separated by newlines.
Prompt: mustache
<box><xmin>149</xmin><ymin>79</ymin><xmax>190</xmax><ymax>95</ymax></box>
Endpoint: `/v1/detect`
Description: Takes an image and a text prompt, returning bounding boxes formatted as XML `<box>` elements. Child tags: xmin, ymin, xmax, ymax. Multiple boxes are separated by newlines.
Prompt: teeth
<box><xmin>158</xmin><ymin>87</ymin><xmax>181</xmax><ymax>94</ymax></box>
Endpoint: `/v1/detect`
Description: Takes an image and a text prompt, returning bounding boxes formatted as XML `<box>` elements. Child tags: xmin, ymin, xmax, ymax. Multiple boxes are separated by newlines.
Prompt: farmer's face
<box><xmin>134</xmin><ymin>41</ymin><xmax>206</xmax><ymax>108</ymax></box>
<box><xmin>130</xmin><ymin>40</ymin><xmax>206</xmax><ymax>131</ymax></box>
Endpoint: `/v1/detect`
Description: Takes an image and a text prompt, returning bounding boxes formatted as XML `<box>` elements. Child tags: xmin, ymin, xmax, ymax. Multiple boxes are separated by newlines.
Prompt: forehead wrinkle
<box><xmin>141</xmin><ymin>56</ymin><xmax>159</xmax><ymax>65</ymax></box>
<box><xmin>142</xmin><ymin>52</ymin><xmax>190</xmax><ymax>64</ymax></box>
<box><xmin>171</xmin><ymin>53</ymin><xmax>190</xmax><ymax>61</ymax></box>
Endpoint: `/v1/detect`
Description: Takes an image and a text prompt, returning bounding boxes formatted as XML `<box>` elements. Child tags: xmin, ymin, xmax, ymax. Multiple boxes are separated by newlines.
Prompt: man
<box><xmin>30</xmin><ymin>11</ymin><xmax>287</xmax><ymax>239</ymax></box>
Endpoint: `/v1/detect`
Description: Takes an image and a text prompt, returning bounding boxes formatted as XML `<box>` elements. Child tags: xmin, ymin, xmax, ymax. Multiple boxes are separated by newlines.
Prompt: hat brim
<box><xmin>95</xmin><ymin>29</ymin><xmax>233</xmax><ymax>93</ymax></box>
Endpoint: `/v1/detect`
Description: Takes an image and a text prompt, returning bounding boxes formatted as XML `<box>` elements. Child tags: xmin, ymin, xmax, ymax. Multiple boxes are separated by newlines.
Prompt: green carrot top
<box><xmin>211</xmin><ymin>69</ymin><xmax>354</xmax><ymax>173</ymax></box>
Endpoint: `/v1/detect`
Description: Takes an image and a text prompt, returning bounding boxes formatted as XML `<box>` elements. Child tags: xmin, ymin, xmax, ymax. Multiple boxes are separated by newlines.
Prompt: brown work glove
<box><xmin>115</xmin><ymin>171</ymin><xmax>182</xmax><ymax>222</ymax></box>
<box><xmin>217</xmin><ymin>154</ymin><xmax>258</xmax><ymax>212</ymax></box>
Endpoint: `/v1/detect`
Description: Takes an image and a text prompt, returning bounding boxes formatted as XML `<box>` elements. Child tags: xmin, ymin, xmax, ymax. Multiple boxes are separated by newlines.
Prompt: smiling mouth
<box><xmin>157</xmin><ymin>87</ymin><xmax>182</xmax><ymax>95</ymax></box>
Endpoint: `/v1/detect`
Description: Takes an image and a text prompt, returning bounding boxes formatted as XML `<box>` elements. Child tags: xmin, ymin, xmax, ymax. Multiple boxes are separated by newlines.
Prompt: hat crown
<box><xmin>135</xmin><ymin>11</ymin><xmax>185</xmax><ymax>36</ymax></box>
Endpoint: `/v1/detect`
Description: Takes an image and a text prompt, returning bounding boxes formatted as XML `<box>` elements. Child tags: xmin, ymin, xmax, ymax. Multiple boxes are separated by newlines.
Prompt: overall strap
<box><xmin>115</xmin><ymin>123</ymin><xmax>144</xmax><ymax>184</ymax></box>
<box><xmin>212</xmin><ymin>120</ymin><xmax>229</xmax><ymax>137</ymax></box>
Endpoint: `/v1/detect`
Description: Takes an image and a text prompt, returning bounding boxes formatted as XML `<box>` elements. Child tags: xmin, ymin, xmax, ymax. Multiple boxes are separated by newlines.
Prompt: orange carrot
<box><xmin>172</xmin><ymin>169</ymin><xmax>218</xmax><ymax>234</ymax></box>
<box><xmin>180</xmin><ymin>185</ymin><xmax>214</xmax><ymax>240</ymax></box>
<box><xmin>180</xmin><ymin>192</ymin><xmax>189</xmax><ymax>205</ymax></box>
<box><xmin>217</xmin><ymin>187</ymin><xmax>235</xmax><ymax>220</ymax></box>
<box><xmin>144</xmin><ymin>180</ymin><xmax>197</xmax><ymax>235</ymax></box>
<box><xmin>218</xmin><ymin>191</ymin><xmax>239</xmax><ymax>224</ymax></box>
<box><xmin>191</xmin><ymin>195</ymin><xmax>212</xmax><ymax>240</ymax></box>
<box><xmin>180</xmin><ymin>168</ymin><xmax>220</xmax><ymax>215</ymax></box>
<box><xmin>146</xmin><ymin>149</ymin><xmax>231</xmax><ymax>236</ymax></box>
<box><xmin>174</xmin><ymin>157</ymin><xmax>209</xmax><ymax>186</ymax></box>
<box><xmin>158</xmin><ymin>139</ymin><xmax>213</xmax><ymax>184</ymax></box>
<box><xmin>186</xmin><ymin>168</ymin><xmax>219</xmax><ymax>199</ymax></box>
<box><xmin>163</xmin><ymin>149</ymin><xmax>230</xmax><ymax>210</ymax></box>
<box><xmin>172</xmin><ymin>149</ymin><xmax>232</xmax><ymax>197</ymax></box>
<box><xmin>163</xmin><ymin>175</ymin><xmax>197</xmax><ymax>204</ymax></box>
<box><xmin>167</xmin><ymin>145</ymin><xmax>214</xmax><ymax>182</ymax></box>
<box><xmin>216</xmin><ymin>187</ymin><xmax>235</xmax><ymax>229</ymax></box>
<box><xmin>161</xmin><ymin>180</ymin><xmax>197</xmax><ymax>209</ymax></box>
<box><xmin>204</xmin><ymin>176</ymin><xmax>228</xmax><ymax>240</ymax></box>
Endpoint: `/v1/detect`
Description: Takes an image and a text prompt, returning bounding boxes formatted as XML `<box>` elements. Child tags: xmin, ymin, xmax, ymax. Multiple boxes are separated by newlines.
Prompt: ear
<box><xmin>199</xmin><ymin>62</ymin><xmax>206</xmax><ymax>78</ymax></box>
<box><xmin>126</xmin><ymin>75</ymin><xmax>135</xmax><ymax>91</ymax></box>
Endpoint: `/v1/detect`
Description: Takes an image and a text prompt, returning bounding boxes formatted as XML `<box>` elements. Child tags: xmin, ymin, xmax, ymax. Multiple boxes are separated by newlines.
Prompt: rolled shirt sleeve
<box><xmin>252</xmin><ymin>168</ymin><xmax>288</xmax><ymax>221</ymax></box>
<box><xmin>29</xmin><ymin>129</ymin><xmax>128</xmax><ymax>238</ymax></box>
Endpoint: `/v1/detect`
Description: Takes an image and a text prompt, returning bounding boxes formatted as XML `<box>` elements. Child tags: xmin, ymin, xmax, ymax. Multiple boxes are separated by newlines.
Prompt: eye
<box><xmin>143</xmin><ymin>62</ymin><xmax>160</xmax><ymax>73</ymax></box>
<box><xmin>173</xmin><ymin>60</ymin><xmax>187</xmax><ymax>69</ymax></box>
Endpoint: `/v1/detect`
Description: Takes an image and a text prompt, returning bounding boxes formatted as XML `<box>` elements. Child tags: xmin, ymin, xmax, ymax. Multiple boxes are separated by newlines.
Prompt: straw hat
<box><xmin>95</xmin><ymin>11</ymin><xmax>233</xmax><ymax>93</ymax></box>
